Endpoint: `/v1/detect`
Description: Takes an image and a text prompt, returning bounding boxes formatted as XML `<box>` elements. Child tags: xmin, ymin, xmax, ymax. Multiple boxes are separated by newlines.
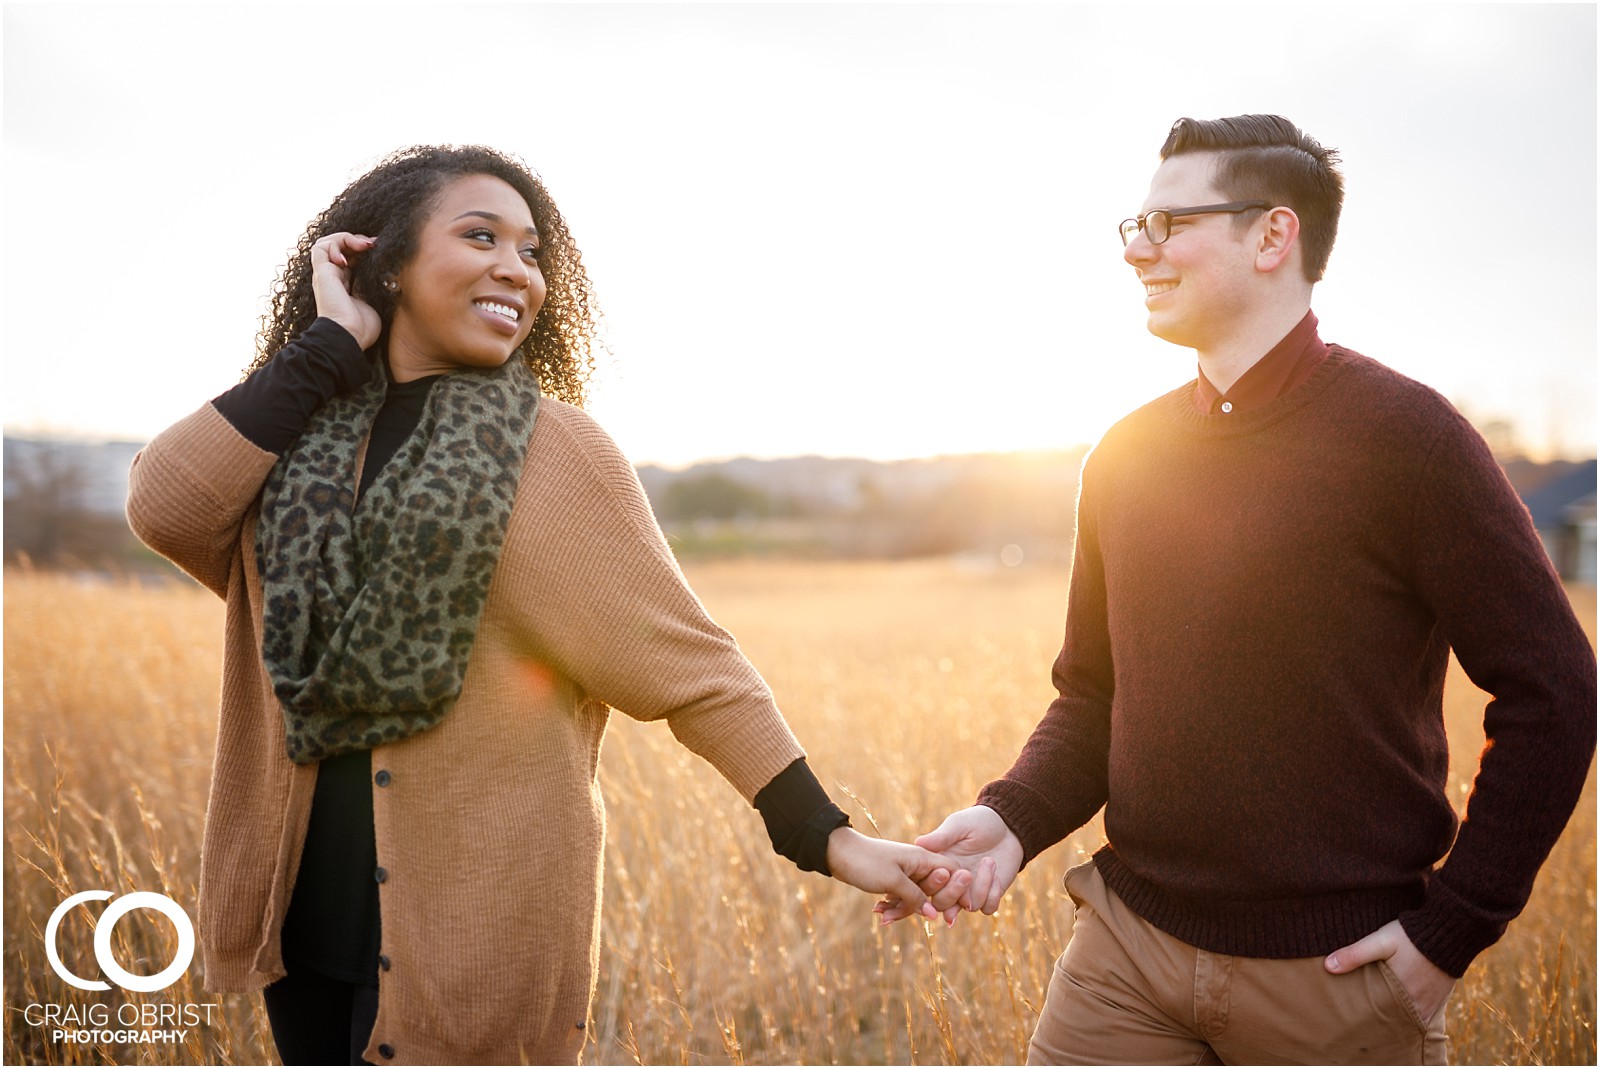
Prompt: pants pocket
<box><xmin>1061</xmin><ymin>859</ymin><xmax>1097</xmax><ymax>909</ymax></box>
<box><xmin>1376</xmin><ymin>960</ymin><xmax>1432</xmax><ymax>1033</ymax></box>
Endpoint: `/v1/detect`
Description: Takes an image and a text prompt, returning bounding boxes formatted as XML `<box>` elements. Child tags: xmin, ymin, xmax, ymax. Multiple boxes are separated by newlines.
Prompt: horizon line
<box><xmin>5</xmin><ymin>428</ymin><xmax>1594</xmax><ymax>472</ymax></box>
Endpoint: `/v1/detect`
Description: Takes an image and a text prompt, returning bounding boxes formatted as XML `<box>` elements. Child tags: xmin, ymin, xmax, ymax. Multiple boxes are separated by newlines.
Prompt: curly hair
<box><xmin>250</xmin><ymin>145</ymin><xmax>600</xmax><ymax>406</ymax></box>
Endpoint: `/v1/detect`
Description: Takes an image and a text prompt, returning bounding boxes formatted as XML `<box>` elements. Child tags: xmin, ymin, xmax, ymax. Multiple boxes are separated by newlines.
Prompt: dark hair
<box><xmin>1160</xmin><ymin>115</ymin><xmax>1344</xmax><ymax>283</ymax></box>
<box><xmin>250</xmin><ymin>145</ymin><xmax>600</xmax><ymax>405</ymax></box>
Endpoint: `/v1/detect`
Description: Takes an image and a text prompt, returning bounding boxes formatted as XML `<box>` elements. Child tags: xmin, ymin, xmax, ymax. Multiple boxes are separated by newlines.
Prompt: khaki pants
<box><xmin>1027</xmin><ymin>863</ymin><xmax>1450</xmax><ymax>1065</ymax></box>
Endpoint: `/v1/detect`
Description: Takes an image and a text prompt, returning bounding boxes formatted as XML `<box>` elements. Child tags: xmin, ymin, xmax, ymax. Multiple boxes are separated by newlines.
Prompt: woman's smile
<box><xmin>386</xmin><ymin>173</ymin><xmax>548</xmax><ymax>381</ymax></box>
<box><xmin>473</xmin><ymin>297</ymin><xmax>525</xmax><ymax>330</ymax></box>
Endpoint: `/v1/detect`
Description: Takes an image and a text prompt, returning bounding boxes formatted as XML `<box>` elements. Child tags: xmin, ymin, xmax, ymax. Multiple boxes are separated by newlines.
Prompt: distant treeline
<box><xmin>3</xmin><ymin>436</ymin><xmax>1592</xmax><ymax>574</ymax></box>
<box><xmin>638</xmin><ymin>451</ymin><xmax>1089</xmax><ymax>561</ymax></box>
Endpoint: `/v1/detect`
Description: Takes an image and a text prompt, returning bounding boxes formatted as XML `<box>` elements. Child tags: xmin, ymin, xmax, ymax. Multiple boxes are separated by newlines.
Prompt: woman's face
<box><xmin>386</xmin><ymin>173</ymin><xmax>548</xmax><ymax>381</ymax></box>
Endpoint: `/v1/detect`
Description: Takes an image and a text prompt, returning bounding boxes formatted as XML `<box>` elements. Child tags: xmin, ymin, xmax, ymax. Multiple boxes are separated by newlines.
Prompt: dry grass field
<box><xmin>4</xmin><ymin>561</ymin><xmax>1594</xmax><ymax>1065</ymax></box>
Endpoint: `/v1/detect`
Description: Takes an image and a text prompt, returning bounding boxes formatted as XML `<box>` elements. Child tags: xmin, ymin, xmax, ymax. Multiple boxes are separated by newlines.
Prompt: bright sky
<box><xmin>4</xmin><ymin>4</ymin><xmax>1594</xmax><ymax>467</ymax></box>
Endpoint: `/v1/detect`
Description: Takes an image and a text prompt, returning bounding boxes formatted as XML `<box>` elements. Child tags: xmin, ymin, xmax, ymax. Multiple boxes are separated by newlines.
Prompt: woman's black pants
<box><xmin>262</xmin><ymin>968</ymin><xmax>379</xmax><ymax>1066</ymax></box>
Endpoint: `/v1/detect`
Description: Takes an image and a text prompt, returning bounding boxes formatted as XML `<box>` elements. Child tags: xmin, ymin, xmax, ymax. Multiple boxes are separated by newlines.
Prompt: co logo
<box><xmin>45</xmin><ymin>891</ymin><xmax>195</xmax><ymax>992</ymax></box>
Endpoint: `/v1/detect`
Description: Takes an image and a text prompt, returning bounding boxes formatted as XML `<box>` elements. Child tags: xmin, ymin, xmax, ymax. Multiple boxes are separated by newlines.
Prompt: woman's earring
<box><xmin>383</xmin><ymin>279</ymin><xmax>399</xmax><ymax>293</ymax></box>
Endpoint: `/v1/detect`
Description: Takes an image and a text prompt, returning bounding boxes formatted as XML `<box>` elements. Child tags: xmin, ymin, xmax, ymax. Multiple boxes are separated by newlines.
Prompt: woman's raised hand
<box><xmin>310</xmin><ymin>232</ymin><xmax>382</xmax><ymax>349</ymax></box>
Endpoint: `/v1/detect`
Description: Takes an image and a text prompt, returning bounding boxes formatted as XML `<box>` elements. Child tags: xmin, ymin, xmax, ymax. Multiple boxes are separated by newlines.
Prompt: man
<box><xmin>882</xmin><ymin>115</ymin><xmax>1596</xmax><ymax>1064</ymax></box>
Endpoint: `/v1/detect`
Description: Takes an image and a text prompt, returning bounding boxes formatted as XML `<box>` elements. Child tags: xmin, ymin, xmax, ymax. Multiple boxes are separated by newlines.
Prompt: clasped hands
<box><xmin>822</xmin><ymin>806</ymin><xmax>1024</xmax><ymax>925</ymax></box>
<box><xmin>846</xmin><ymin>805</ymin><xmax>1454</xmax><ymax>1024</ymax></box>
<box><xmin>859</xmin><ymin>805</ymin><xmax>1023</xmax><ymax>926</ymax></box>
<box><xmin>824</xmin><ymin>808</ymin><xmax>1017</xmax><ymax>922</ymax></box>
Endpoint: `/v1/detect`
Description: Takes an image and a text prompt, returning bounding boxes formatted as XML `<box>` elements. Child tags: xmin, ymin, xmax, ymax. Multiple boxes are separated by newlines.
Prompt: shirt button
<box><xmin>374</xmin><ymin>867</ymin><xmax>388</xmax><ymax>884</ymax></box>
<box><xmin>374</xmin><ymin>770</ymin><xmax>392</xmax><ymax>787</ymax></box>
<box><xmin>378</xmin><ymin>954</ymin><xmax>392</xmax><ymax>971</ymax></box>
<box><xmin>377</xmin><ymin>1043</ymin><xmax>395</xmax><ymax>1059</ymax></box>
<box><xmin>1220</xmin><ymin>401</ymin><xmax>1234</xmax><ymax>414</ymax></box>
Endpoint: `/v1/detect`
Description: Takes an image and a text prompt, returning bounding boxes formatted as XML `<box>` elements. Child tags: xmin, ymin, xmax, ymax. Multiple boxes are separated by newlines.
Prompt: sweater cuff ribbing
<box><xmin>1398</xmin><ymin>875</ymin><xmax>1505</xmax><ymax>979</ymax></box>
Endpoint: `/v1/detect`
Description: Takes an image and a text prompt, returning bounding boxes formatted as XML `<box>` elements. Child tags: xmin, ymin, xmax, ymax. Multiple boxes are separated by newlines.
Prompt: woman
<box><xmin>127</xmin><ymin>145</ymin><xmax>965</xmax><ymax>1065</ymax></box>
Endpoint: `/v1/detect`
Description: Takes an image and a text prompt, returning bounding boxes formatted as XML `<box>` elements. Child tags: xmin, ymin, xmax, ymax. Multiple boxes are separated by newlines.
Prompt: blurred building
<box><xmin>3</xmin><ymin>437</ymin><xmax>146</xmax><ymax>568</ymax></box>
<box><xmin>1519</xmin><ymin>459</ymin><xmax>1597</xmax><ymax>585</ymax></box>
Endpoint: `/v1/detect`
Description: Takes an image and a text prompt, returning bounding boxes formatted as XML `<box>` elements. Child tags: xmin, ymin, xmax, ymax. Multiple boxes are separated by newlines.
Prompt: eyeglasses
<box><xmin>1118</xmin><ymin>201</ymin><xmax>1271</xmax><ymax>247</ymax></box>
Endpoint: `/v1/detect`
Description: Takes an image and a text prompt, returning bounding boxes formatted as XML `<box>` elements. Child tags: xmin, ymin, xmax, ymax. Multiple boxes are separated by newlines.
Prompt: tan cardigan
<box><xmin>127</xmin><ymin>400</ymin><xmax>805</xmax><ymax>1065</ymax></box>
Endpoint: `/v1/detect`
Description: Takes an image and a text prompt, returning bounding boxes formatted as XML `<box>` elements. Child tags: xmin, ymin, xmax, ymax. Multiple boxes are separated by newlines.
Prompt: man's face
<box><xmin>1122</xmin><ymin>152</ymin><xmax>1260</xmax><ymax>352</ymax></box>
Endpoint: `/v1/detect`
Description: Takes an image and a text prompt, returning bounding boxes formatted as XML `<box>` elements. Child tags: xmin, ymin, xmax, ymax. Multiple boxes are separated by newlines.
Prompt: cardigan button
<box><xmin>374</xmin><ymin>867</ymin><xmax>388</xmax><ymax>884</ymax></box>
<box><xmin>1220</xmin><ymin>401</ymin><xmax>1234</xmax><ymax>413</ymax></box>
<box><xmin>374</xmin><ymin>769</ymin><xmax>392</xmax><ymax>787</ymax></box>
<box><xmin>377</xmin><ymin>1043</ymin><xmax>395</xmax><ymax>1059</ymax></box>
<box><xmin>378</xmin><ymin>954</ymin><xmax>392</xmax><ymax>971</ymax></box>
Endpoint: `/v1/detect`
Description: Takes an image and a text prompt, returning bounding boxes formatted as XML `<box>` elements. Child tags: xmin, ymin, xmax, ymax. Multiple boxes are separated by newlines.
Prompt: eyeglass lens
<box><xmin>1144</xmin><ymin>211</ymin><xmax>1170</xmax><ymax>244</ymax></box>
<box><xmin>1120</xmin><ymin>210</ymin><xmax>1170</xmax><ymax>247</ymax></box>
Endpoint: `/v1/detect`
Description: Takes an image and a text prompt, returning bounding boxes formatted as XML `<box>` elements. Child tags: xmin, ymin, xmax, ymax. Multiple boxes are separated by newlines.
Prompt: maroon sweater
<box><xmin>977</xmin><ymin>345</ymin><xmax>1595</xmax><ymax>977</ymax></box>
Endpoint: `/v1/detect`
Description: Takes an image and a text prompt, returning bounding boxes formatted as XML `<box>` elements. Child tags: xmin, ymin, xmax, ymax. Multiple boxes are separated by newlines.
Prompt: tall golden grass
<box><xmin>4</xmin><ymin>561</ymin><xmax>1594</xmax><ymax>1065</ymax></box>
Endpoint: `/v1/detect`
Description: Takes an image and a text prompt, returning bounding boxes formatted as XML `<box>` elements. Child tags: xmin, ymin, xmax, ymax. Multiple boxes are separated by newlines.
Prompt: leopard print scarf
<box><xmin>256</xmin><ymin>357</ymin><xmax>541</xmax><ymax>764</ymax></box>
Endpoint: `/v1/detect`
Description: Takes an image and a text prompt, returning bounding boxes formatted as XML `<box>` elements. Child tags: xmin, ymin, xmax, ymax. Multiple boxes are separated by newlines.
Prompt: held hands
<box><xmin>825</xmin><ymin>827</ymin><xmax>972</xmax><ymax>922</ymax></box>
<box><xmin>1324</xmin><ymin>919</ymin><xmax>1456</xmax><ymax>1022</ymax></box>
<box><xmin>310</xmin><ymin>232</ymin><xmax>383</xmax><ymax>350</ymax></box>
<box><xmin>874</xmin><ymin>805</ymin><xmax>1024</xmax><ymax>925</ymax></box>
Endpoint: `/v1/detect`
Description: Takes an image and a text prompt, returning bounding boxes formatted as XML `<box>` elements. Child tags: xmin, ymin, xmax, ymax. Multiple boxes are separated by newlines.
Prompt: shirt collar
<box><xmin>1195</xmin><ymin>310</ymin><xmax>1329</xmax><ymax>415</ymax></box>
